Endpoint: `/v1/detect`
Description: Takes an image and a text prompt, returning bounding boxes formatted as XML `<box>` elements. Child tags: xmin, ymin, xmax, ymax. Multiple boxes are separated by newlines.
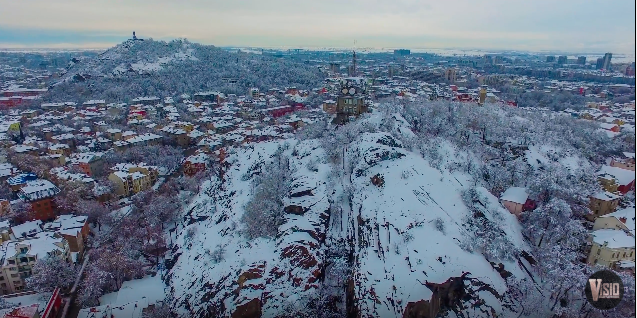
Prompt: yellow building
<box><xmin>587</xmin><ymin>229</ymin><xmax>635</xmax><ymax>269</ymax></box>
<box><xmin>587</xmin><ymin>192</ymin><xmax>621</xmax><ymax>221</ymax></box>
<box><xmin>593</xmin><ymin>207</ymin><xmax>635</xmax><ymax>235</ymax></box>
<box><xmin>108</xmin><ymin>164</ymin><xmax>159</xmax><ymax>197</ymax></box>
<box><xmin>0</xmin><ymin>234</ymin><xmax>70</xmax><ymax>295</ymax></box>
<box><xmin>597</xmin><ymin>174</ymin><xmax>619</xmax><ymax>193</ymax></box>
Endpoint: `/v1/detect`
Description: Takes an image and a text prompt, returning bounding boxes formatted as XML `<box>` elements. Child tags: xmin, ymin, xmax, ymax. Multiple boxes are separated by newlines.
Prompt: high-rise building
<box><xmin>546</xmin><ymin>56</ymin><xmax>556</xmax><ymax>63</ymax></box>
<box><xmin>577</xmin><ymin>56</ymin><xmax>586</xmax><ymax>65</ymax></box>
<box><xmin>626</xmin><ymin>62</ymin><xmax>636</xmax><ymax>76</ymax></box>
<box><xmin>596</xmin><ymin>58</ymin><xmax>604</xmax><ymax>69</ymax></box>
<box><xmin>484</xmin><ymin>55</ymin><xmax>494</xmax><ymax>65</ymax></box>
<box><xmin>602</xmin><ymin>53</ymin><xmax>612</xmax><ymax>70</ymax></box>
<box><xmin>557</xmin><ymin>56</ymin><xmax>567</xmax><ymax>65</ymax></box>
<box><xmin>445</xmin><ymin>68</ymin><xmax>457</xmax><ymax>82</ymax></box>
<box><xmin>329</xmin><ymin>63</ymin><xmax>341</xmax><ymax>73</ymax></box>
<box><xmin>394</xmin><ymin>49</ymin><xmax>411</xmax><ymax>56</ymax></box>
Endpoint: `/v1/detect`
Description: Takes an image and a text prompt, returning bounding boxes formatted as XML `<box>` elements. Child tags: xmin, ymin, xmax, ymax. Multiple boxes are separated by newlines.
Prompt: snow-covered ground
<box><xmin>0</xmin><ymin>292</ymin><xmax>51</xmax><ymax>316</ymax></box>
<box><xmin>100</xmin><ymin>274</ymin><xmax>166</xmax><ymax>306</ymax></box>
<box><xmin>166</xmin><ymin>110</ymin><xmax>533</xmax><ymax>317</ymax></box>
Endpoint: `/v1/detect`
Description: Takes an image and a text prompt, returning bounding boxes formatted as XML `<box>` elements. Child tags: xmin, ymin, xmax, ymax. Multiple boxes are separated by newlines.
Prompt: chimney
<box><xmin>619</xmin><ymin>217</ymin><xmax>627</xmax><ymax>224</ymax></box>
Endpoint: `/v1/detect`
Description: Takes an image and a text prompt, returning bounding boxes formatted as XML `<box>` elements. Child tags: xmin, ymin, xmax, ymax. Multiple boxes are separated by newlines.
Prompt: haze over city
<box><xmin>0</xmin><ymin>0</ymin><xmax>635</xmax><ymax>55</ymax></box>
<box><xmin>0</xmin><ymin>1</ymin><xmax>634</xmax><ymax>318</ymax></box>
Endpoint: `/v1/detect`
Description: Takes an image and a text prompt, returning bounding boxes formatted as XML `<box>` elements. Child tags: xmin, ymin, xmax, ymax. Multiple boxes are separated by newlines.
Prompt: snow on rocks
<box><xmin>167</xmin><ymin>140</ymin><xmax>331</xmax><ymax>317</ymax></box>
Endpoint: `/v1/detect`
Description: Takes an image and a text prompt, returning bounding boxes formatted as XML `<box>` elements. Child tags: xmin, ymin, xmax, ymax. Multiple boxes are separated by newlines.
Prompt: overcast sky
<box><xmin>0</xmin><ymin>0</ymin><xmax>634</xmax><ymax>54</ymax></box>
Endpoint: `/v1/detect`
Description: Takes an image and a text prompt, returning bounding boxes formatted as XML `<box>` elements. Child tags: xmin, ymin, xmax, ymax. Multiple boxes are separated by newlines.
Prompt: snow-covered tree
<box><xmin>26</xmin><ymin>255</ymin><xmax>78</xmax><ymax>293</ymax></box>
<box><xmin>241</xmin><ymin>146</ymin><xmax>296</xmax><ymax>239</ymax></box>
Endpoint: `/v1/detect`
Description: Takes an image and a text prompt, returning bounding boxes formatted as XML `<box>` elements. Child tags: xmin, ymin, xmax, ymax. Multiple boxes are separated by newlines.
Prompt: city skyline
<box><xmin>0</xmin><ymin>0</ymin><xmax>635</xmax><ymax>54</ymax></box>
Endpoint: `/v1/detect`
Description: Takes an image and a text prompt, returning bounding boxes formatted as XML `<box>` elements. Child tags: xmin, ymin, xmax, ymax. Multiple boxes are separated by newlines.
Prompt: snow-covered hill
<box><xmin>47</xmin><ymin>38</ymin><xmax>323</xmax><ymax>101</ymax></box>
<box><xmin>165</xmin><ymin>109</ymin><xmax>535</xmax><ymax>317</ymax></box>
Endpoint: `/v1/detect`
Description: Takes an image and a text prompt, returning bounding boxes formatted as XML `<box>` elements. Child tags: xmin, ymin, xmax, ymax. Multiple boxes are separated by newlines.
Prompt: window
<box><xmin>611</xmin><ymin>253</ymin><xmax>615</xmax><ymax>258</ymax></box>
<box><xmin>19</xmin><ymin>257</ymin><xmax>27</xmax><ymax>263</ymax></box>
<box><xmin>597</xmin><ymin>249</ymin><xmax>601</xmax><ymax>255</ymax></box>
<box><xmin>594</xmin><ymin>259</ymin><xmax>598</xmax><ymax>264</ymax></box>
<box><xmin>623</xmin><ymin>252</ymin><xmax>627</xmax><ymax>258</ymax></box>
<box><xmin>7</xmin><ymin>260</ymin><xmax>14</xmax><ymax>265</ymax></box>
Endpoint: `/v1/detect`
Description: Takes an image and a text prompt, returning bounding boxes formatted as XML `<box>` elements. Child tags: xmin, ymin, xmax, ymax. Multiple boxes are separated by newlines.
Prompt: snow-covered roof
<box><xmin>11</xmin><ymin>144</ymin><xmax>38</xmax><ymax>153</ymax></box>
<box><xmin>43</xmin><ymin>214</ymin><xmax>88</xmax><ymax>233</ymax></box>
<box><xmin>11</xmin><ymin>220</ymin><xmax>43</xmax><ymax>238</ymax></box>
<box><xmin>186</xmin><ymin>152</ymin><xmax>208</xmax><ymax>165</ymax></box>
<box><xmin>500</xmin><ymin>187</ymin><xmax>528</xmax><ymax>204</ymax></box>
<box><xmin>591</xmin><ymin>191</ymin><xmax>621</xmax><ymax>201</ymax></box>
<box><xmin>7</xmin><ymin>173</ymin><xmax>38</xmax><ymax>186</ymax></box>
<box><xmin>598</xmin><ymin>165</ymin><xmax>636</xmax><ymax>186</ymax></box>
<box><xmin>600</xmin><ymin>207</ymin><xmax>636</xmax><ymax>235</ymax></box>
<box><xmin>591</xmin><ymin>229</ymin><xmax>636</xmax><ymax>248</ymax></box>
<box><xmin>127</xmin><ymin>133</ymin><xmax>162</xmax><ymax>144</ymax></box>
<box><xmin>77</xmin><ymin>298</ymin><xmax>150</xmax><ymax>318</ymax></box>
<box><xmin>18</xmin><ymin>179</ymin><xmax>61</xmax><ymax>202</ymax></box>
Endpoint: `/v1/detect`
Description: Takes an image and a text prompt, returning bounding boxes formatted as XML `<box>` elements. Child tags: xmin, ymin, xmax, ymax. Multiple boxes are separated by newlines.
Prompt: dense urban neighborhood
<box><xmin>0</xmin><ymin>35</ymin><xmax>634</xmax><ymax>318</ymax></box>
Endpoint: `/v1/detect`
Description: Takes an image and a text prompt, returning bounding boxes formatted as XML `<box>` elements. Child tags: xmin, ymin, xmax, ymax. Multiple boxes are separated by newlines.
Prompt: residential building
<box><xmin>557</xmin><ymin>56</ymin><xmax>567</xmax><ymax>65</ymax></box>
<box><xmin>610</xmin><ymin>152</ymin><xmax>636</xmax><ymax>171</ymax></box>
<box><xmin>0</xmin><ymin>202</ymin><xmax>10</xmax><ymax>217</ymax></box>
<box><xmin>593</xmin><ymin>207</ymin><xmax>636</xmax><ymax>236</ymax></box>
<box><xmin>587</xmin><ymin>191</ymin><xmax>621</xmax><ymax>221</ymax></box>
<box><xmin>394</xmin><ymin>49</ymin><xmax>410</xmax><ymax>56</ymax></box>
<box><xmin>322</xmin><ymin>100</ymin><xmax>337</xmax><ymax>114</ymax></box>
<box><xmin>184</xmin><ymin>152</ymin><xmax>208</xmax><ymax>177</ymax></box>
<box><xmin>587</xmin><ymin>229</ymin><xmax>635</xmax><ymax>269</ymax></box>
<box><xmin>105</xmin><ymin>129</ymin><xmax>122</xmax><ymax>141</ymax></box>
<box><xmin>596</xmin><ymin>58</ymin><xmax>604</xmax><ymax>70</ymax></box>
<box><xmin>248</xmin><ymin>88</ymin><xmax>260</xmax><ymax>99</ymax></box>
<box><xmin>445</xmin><ymin>69</ymin><xmax>457</xmax><ymax>82</ymax></box>
<box><xmin>499</xmin><ymin>187</ymin><xmax>535</xmax><ymax>217</ymax></box>
<box><xmin>108</xmin><ymin>164</ymin><xmax>159</xmax><ymax>198</ymax></box>
<box><xmin>0</xmin><ymin>233</ymin><xmax>70</xmax><ymax>295</ymax></box>
<box><xmin>602</xmin><ymin>53</ymin><xmax>612</xmax><ymax>70</ymax></box>
<box><xmin>42</xmin><ymin>215</ymin><xmax>90</xmax><ymax>257</ymax></box>
<box><xmin>598</xmin><ymin>165</ymin><xmax>636</xmax><ymax>194</ymax></box>
<box><xmin>6</xmin><ymin>174</ymin><xmax>38</xmax><ymax>193</ymax></box>
<box><xmin>47</xmin><ymin>144</ymin><xmax>70</xmax><ymax>157</ymax></box>
<box><xmin>577</xmin><ymin>56</ymin><xmax>586</xmax><ymax>65</ymax></box>
<box><xmin>16</xmin><ymin>180</ymin><xmax>61</xmax><ymax>222</ymax></box>
<box><xmin>72</xmin><ymin>152</ymin><xmax>104</xmax><ymax>177</ymax></box>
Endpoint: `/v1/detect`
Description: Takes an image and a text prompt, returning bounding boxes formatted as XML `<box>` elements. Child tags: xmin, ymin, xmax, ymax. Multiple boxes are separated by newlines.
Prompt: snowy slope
<box><xmin>166</xmin><ymin>112</ymin><xmax>532</xmax><ymax>317</ymax></box>
<box><xmin>166</xmin><ymin>140</ymin><xmax>332</xmax><ymax>317</ymax></box>
<box><xmin>343</xmin><ymin>127</ymin><xmax>527</xmax><ymax>317</ymax></box>
<box><xmin>49</xmin><ymin>38</ymin><xmax>323</xmax><ymax>101</ymax></box>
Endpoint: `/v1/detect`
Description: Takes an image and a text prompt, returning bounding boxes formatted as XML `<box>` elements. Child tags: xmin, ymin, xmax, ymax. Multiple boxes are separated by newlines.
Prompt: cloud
<box><xmin>0</xmin><ymin>0</ymin><xmax>633</xmax><ymax>53</ymax></box>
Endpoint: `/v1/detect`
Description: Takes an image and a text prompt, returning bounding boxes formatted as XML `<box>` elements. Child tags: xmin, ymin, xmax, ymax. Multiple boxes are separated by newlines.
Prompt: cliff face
<box><xmin>166</xmin><ymin>140</ymin><xmax>332</xmax><ymax>317</ymax></box>
<box><xmin>166</xmin><ymin>112</ymin><xmax>530</xmax><ymax>318</ymax></box>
